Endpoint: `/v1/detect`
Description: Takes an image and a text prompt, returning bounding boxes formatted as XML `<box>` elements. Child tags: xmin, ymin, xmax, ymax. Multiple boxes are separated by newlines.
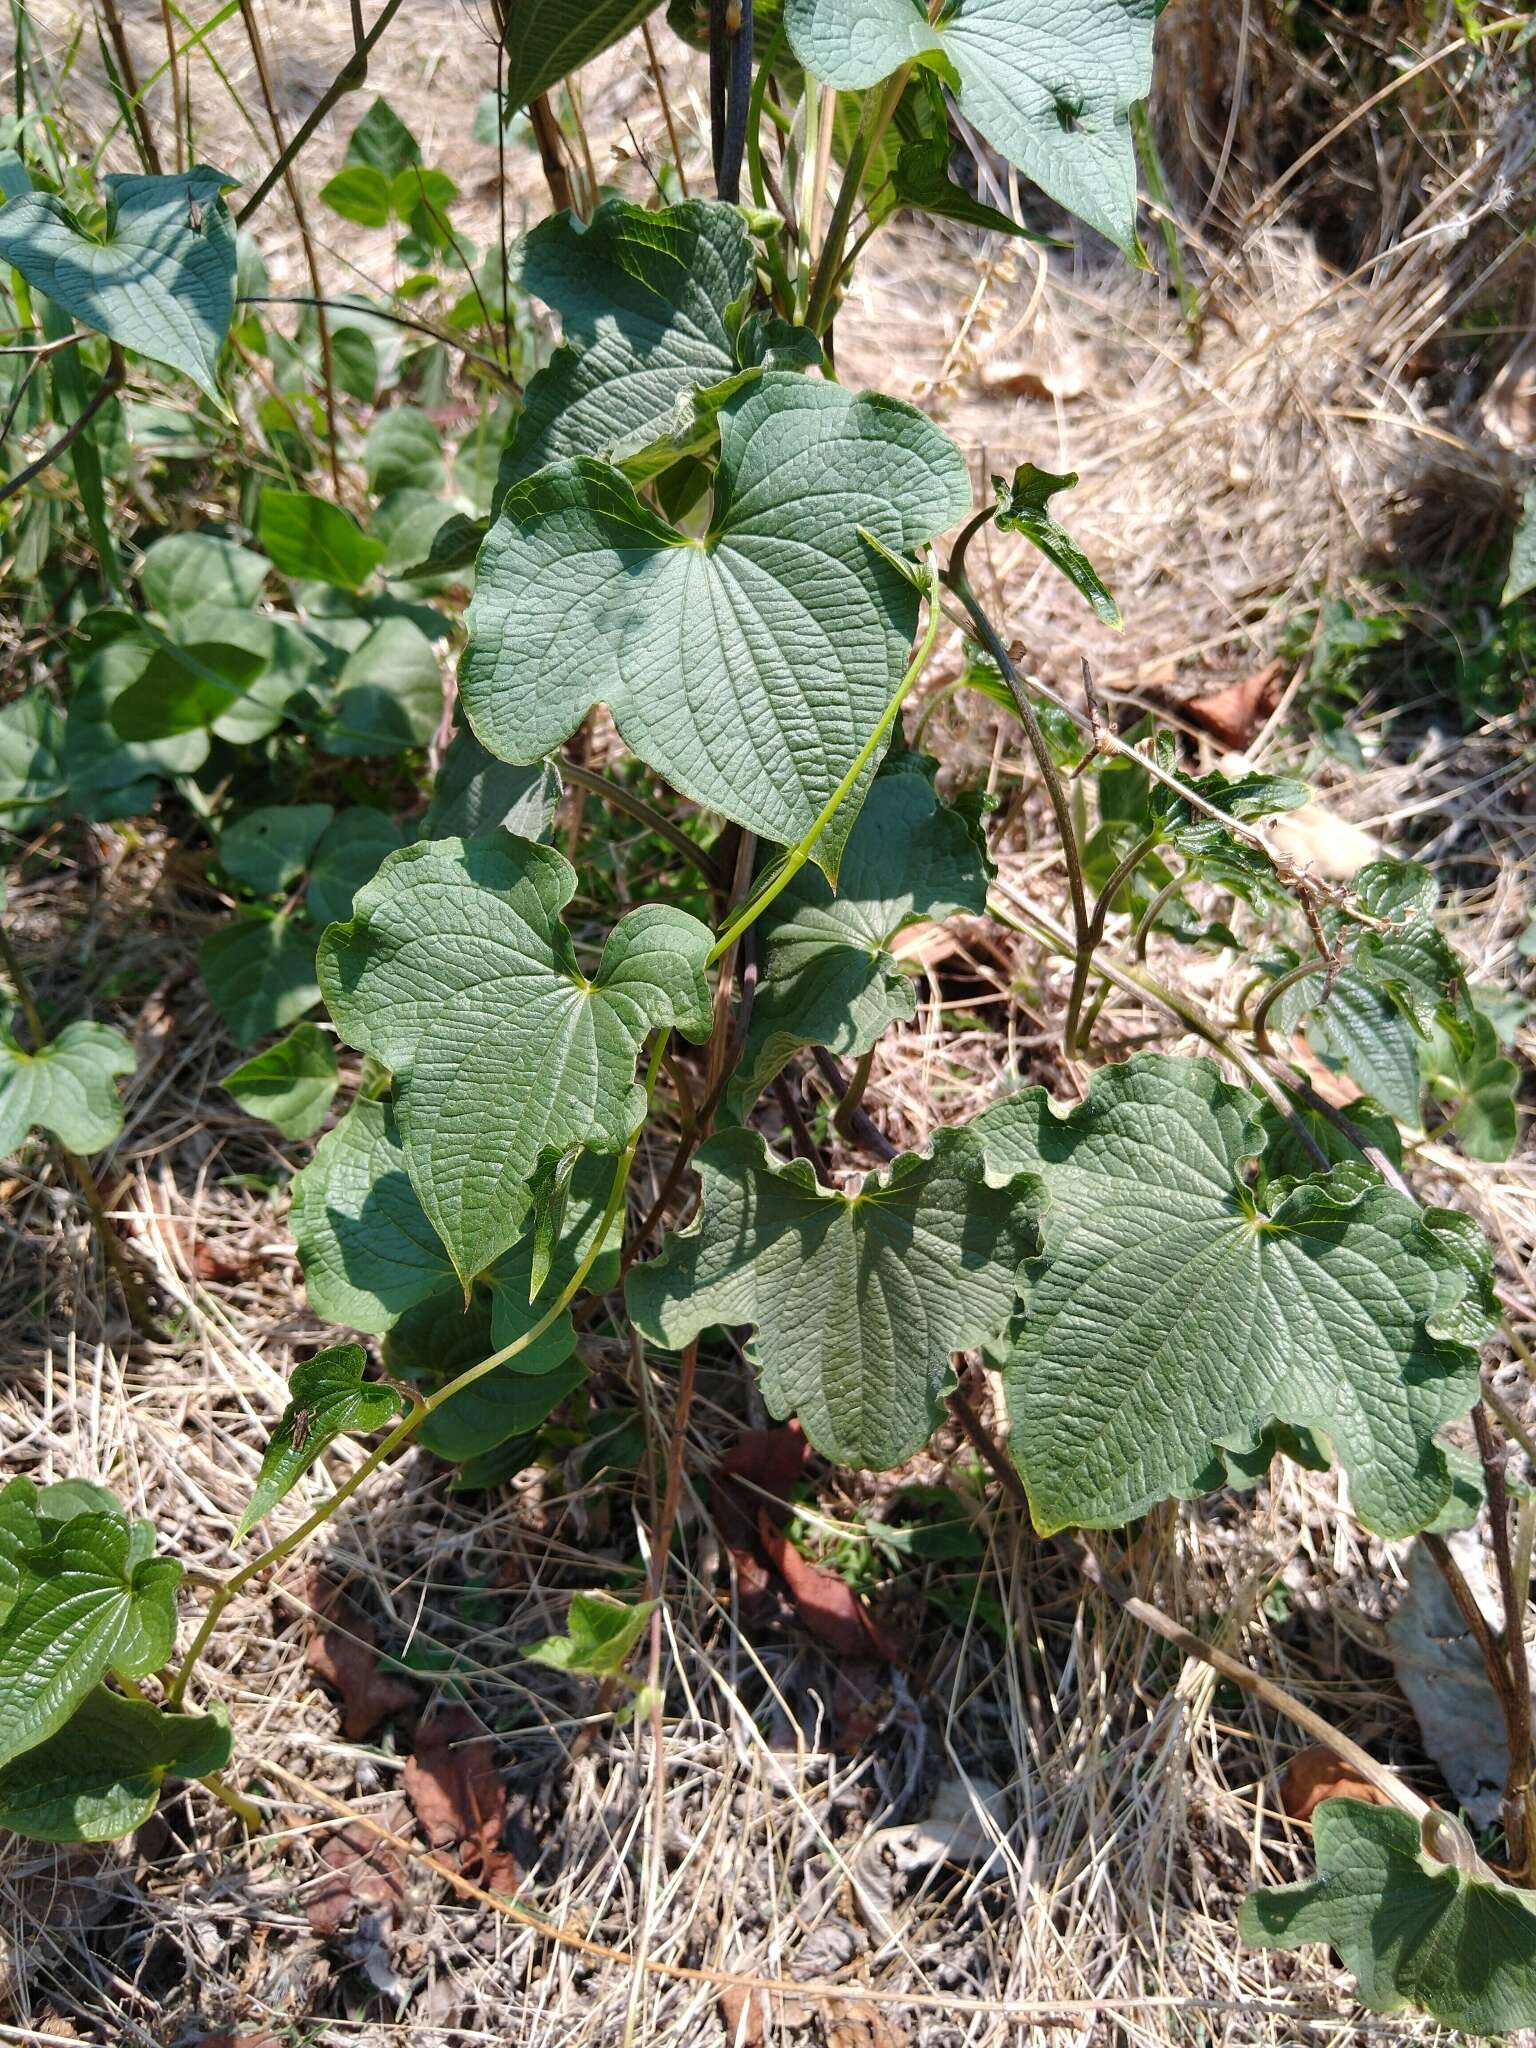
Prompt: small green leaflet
<box><xmin>235</xmin><ymin>1344</ymin><xmax>402</xmax><ymax>1538</ymax></box>
<box><xmin>0</xmin><ymin>1020</ymin><xmax>135</xmax><ymax>1155</ymax></box>
<box><xmin>221</xmin><ymin>1023</ymin><xmax>338</xmax><ymax>1139</ymax></box>
<box><xmin>497</xmin><ymin>198</ymin><xmax>816</xmax><ymax>504</ymax></box>
<box><xmin>200</xmin><ymin>915</ymin><xmax>320</xmax><ymax>1048</ymax></box>
<box><xmin>628</xmin><ymin>1125</ymin><xmax>1039</xmax><ymax>1469</ymax></box>
<box><xmin>319</xmin><ymin>836</ymin><xmax>713</xmax><ymax>1287</ymax></box>
<box><xmin>344</xmin><ymin>96</ymin><xmax>422</xmax><ymax>177</ymax></box>
<box><xmin>465</xmin><ymin>375</ymin><xmax>971</xmax><ymax>861</ymax></box>
<box><xmin>257</xmin><ymin>490</ymin><xmax>385</xmax><ymax>591</ymax></box>
<box><xmin>1242</xmin><ymin>1800</ymin><xmax>1536</xmax><ymax>2035</ymax></box>
<box><xmin>0</xmin><ymin>1685</ymin><xmax>230</xmax><ymax>1844</ymax></box>
<box><xmin>729</xmin><ymin>756</ymin><xmax>992</xmax><ymax>1110</ymax></box>
<box><xmin>220</xmin><ymin>803</ymin><xmax>335</xmax><ymax>895</ymax></box>
<box><xmin>523</xmin><ymin>1593</ymin><xmax>656</xmax><ymax>1678</ymax></box>
<box><xmin>1422</xmin><ymin>1008</ymin><xmax>1520</xmax><ymax>1165</ymax></box>
<box><xmin>0</xmin><ymin>1513</ymin><xmax>181</xmax><ymax>1768</ymax></box>
<box><xmin>784</xmin><ymin>0</ymin><xmax>1159</xmax><ymax>253</ymax></box>
<box><xmin>991</xmin><ymin>466</ymin><xmax>1120</xmax><ymax>628</ymax></box>
<box><xmin>0</xmin><ymin>166</ymin><xmax>237</xmax><ymax>404</ymax></box>
<box><xmin>418</xmin><ymin>729</ymin><xmax>563</xmax><ymax>842</ymax></box>
<box><xmin>502</xmin><ymin>0</ymin><xmax>661</xmax><ymax>113</ymax></box>
<box><xmin>976</xmin><ymin>1055</ymin><xmax>1488</xmax><ymax>1538</ymax></box>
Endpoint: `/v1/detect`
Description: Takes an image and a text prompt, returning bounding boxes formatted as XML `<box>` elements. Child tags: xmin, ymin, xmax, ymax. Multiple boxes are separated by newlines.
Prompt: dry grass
<box><xmin>3</xmin><ymin>2</ymin><xmax>1536</xmax><ymax>2043</ymax></box>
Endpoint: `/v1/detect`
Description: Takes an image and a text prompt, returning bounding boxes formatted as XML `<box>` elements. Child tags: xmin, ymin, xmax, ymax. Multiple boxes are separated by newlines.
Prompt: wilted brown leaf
<box><xmin>719</xmin><ymin>1983</ymin><xmax>769</xmax><ymax>2046</ymax></box>
<box><xmin>303</xmin><ymin>1573</ymin><xmax>417</xmax><ymax>1740</ymax></box>
<box><xmin>1184</xmin><ymin>661</ymin><xmax>1284</xmax><ymax>749</ymax></box>
<box><xmin>827</xmin><ymin>2002</ymin><xmax>907</xmax><ymax>2048</ymax></box>
<box><xmin>403</xmin><ymin>1706</ymin><xmax>518</xmax><ymax>1894</ymax></box>
<box><xmin>1278</xmin><ymin>1747</ymin><xmax>1392</xmax><ymax>1823</ymax></box>
<box><xmin>305</xmin><ymin>1815</ymin><xmax>406</xmax><ymax>1938</ymax></box>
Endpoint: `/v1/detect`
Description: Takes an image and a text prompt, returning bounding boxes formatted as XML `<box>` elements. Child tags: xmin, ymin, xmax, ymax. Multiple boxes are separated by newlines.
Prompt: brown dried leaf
<box><xmin>826</xmin><ymin>2002</ymin><xmax>907</xmax><ymax>2048</ymax></box>
<box><xmin>1184</xmin><ymin>660</ymin><xmax>1283</xmax><ymax>749</ymax></box>
<box><xmin>192</xmin><ymin>2035</ymin><xmax>282</xmax><ymax>2048</ymax></box>
<box><xmin>305</xmin><ymin>1816</ymin><xmax>406</xmax><ymax>1938</ymax></box>
<box><xmin>719</xmin><ymin>1983</ymin><xmax>770</xmax><ymax>2046</ymax></box>
<box><xmin>403</xmin><ymin>1706</ymin><xmax>518</xmax><ymax>1894</ymax></box>
<box><xmin>303</xmin><ymin>1573</ymin><xmax>417</xmax><ymax>1740</ymax></box>
<box><xmin>1278</xmin><ymin>1747</ymin><xmax>1392</xmax><ymax>1824</ymax></box>
<box><xmin>756</xmin><ymin>1510</ymin><xmax>906</xmax><ymax>1664</ymax></box>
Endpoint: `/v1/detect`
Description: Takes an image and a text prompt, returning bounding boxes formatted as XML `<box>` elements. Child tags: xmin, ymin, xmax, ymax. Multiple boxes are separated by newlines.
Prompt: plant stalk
<box><xmin>708</xmin><ymin>569</ymin><xmax>944</xmax><ymax>966</ymax></box>
<box><xmin>804</xmin><ymin>66</ymin><xmax>909</xmax><ymax>334</ymax></box>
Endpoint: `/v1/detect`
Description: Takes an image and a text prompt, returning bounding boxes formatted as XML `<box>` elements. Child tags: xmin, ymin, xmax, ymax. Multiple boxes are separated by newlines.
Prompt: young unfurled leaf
<box><xmin>729</xmin><ymin>756</ymin><xmax>992</xmax><ymax>1110</ymax></box>
<box><xmin>502</xmin><ymin>0</ymin><xmax>662</xmax><ymax>113</ymax></box>
<box><xmin>628</xmin><ymin>1126</ymin><xmax>1040</xmax><ymax>1470</ymax></box>
<box><xmin>976</xmin><ymin>1055</ymin><xmax>1488</xmax><ymax>1538</ymax></box>
<box><xmin>344</xmin><ymin>96</ymin><xmax>422</xmax><ymax>178</ymax></box>
<box><xmin>235</xmin><ymin>1345</ymin><xmax>402</xmax><ymax>1539</ymax></box>
<box><xmin>0</xmin><ymin>167</ymin><xmax>237</xmax><ymax>403</ymax></box>
<box><xmin>0</xmin><ymin>1685</ymin><xmax>230</xmax><ymax>1843</ymax></box>
<box><xmin>0</xmin><ymin>1514</ymin><xmax>181</xmax><ymax>1768</ymax></box>
<box><xmin>221</xmin><ymin>1023</ymin><xmax>339</xmax><ymax>1140</ymax></box>
<box><xmin>785</xmin><ymin>0</ymin><xmax>1158</xmax><ymax>253</ymax></box>
<box><xmin>1423</xmin><ymin>1008</ymin><xmax>1521</xmax><ymax>1164</ymax></box>
<box><xmin>418</xmin><ymin>729</ymin><xmax>562</xmax><ymax>843</ymax></box>
<box><xmin>1242</xmin><ymin>1800</ymin><xmax>1536</xmax><ymax>2035</ymax></box>
<box><xmin>219</xmin><ymin>803</ymin><xmax>335</xmax><ymax>896</ymax></box>
<box><xmin>0</xmin><ymin>1020</ymin><xmax>135</xmax><ymax>1155</ymax></box>
<box><xmin>991</xmin><ymin>466</ymin><xmax>1120</xmax><ymax>628</ymax></box>
<box><xmin>522</xmin><ymin>1592</ymin><xmax>655</xmax><ymax>1679</ymax></box>
<box><xmin>200</xmin><ymin>915</ymin><xmax>320</xmax><ymax>1047</ymax></box>
<box><xmin>305</xmin><ymin>809</ymin><xmax>405</xmax><ymax>927</ymax></box>
<box><xmin>497</xmin><ymin>198</ymin><xmax>816</xmax><ymax>503</ymax></box>
<box><xmin>258</xmin><ymin>490</ymin><xmax>386</xmax><ymax>592</ymax></box>
<box><xmin>886</xmin><ymin>139</ymin><xmax>1042</xmax><ymax>238</ymax></box>
<box><xmin>465</xmin><ymin>376</ymin><xmax>971</xmax><ymax>862</ymax></box>
<box><xmin>318</xmin><ymin>835</ymin><xmax>713</xmax><ymax>1287</ymax></box>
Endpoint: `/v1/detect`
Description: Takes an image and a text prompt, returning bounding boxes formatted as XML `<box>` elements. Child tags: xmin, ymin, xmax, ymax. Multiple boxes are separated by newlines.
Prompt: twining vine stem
<box><xmin>170</xmin><ymin>574</ymin><xmax>947</xmax><ymax>1715</ymax></box>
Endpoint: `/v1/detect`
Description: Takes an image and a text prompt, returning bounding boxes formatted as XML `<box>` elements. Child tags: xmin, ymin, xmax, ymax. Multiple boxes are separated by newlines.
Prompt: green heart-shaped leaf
<box><xmin>221</xmin><ymin>1022</ymin><xmax>338</xmax><ymax>1139</ymax></box>
<box><xmin>502</xmin><ymin>0</ymin><xmax>662</xmax><ymax>111</ymax></box>
<box><xmin>0</xmin><ymin>166</ymin><xmax>237</xmax><ymax>402</ymax></box>
<box><xmin>497</xmin><ymin>198</ymin><xmax>808</xmax><ymax>503</ymax></box>
<box><xmin>236</xmin><ymin>1344</ymin><xmax>402</xmax><ymax>1538</ymax></box>
<box><xmin>319</xmin><ymin>836</ymin><xmax>713</xmax><ymax>1287</ymax></box>
<box><xmin>1242</xmin><ymin>1800</ymin><xmax>1536</xmax><ymax>2035</ymax></box>
<box><xmin>464</xmin><ymin>374</ymin><xmax>971</xmax><ymax>859</ymax></box>
<box><xmin>785</xmin><ymin>0</ymin><xmax>1158</xmax><ymax>252</ymax></box>
<box><xmin>0</xmin><ymin>1021</ymin><xmax>135</xmax><ymax>1155</ymax></box>
<box><xmin>200</xmin><ymin>915</ymin><xmax>320</xmax><ymax>1047</ymax></box>
<box><xmin>628</xmin><ymin>1125</ymin><xmax>1040</xmax><ymax>1468</ymax></box>
<box><xmin>0</xmin><ymin>1514</ymin><xmax>181</xmax><ymax>1767</ymax></box>
<box><xmin>0</xmin><ymin>1685</ymin><xmax>230</xmax><ymax>1843</ymax></box>
<box><xmin>976</xmin><ymin>1055</ymin><xmax>1489</xmax><ymax>1537</ymax></box>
